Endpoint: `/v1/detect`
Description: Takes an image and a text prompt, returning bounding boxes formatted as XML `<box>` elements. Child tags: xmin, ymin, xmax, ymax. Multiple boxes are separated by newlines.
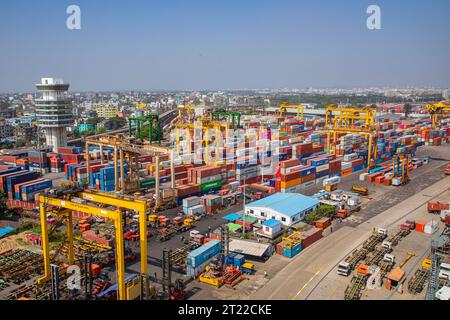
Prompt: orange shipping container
<box><xmin>341</xmin><ymin>168</ymin><xmax>352</xmax><ymax>176</ymax></box>
<box><xmin>415</xmin><ymin>219</ymin><xmax>428</xmax><ymax>233</ymax></box>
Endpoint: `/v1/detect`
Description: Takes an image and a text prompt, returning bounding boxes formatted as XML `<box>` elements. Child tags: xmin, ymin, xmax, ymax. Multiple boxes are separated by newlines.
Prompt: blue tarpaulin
<box><xmin>222</xmin><ymin>213</ymin><xmax>242</xmax><ymax>222</ymax></box>
<box><xmin>0</xmin><ymin>226</ymin><xmax>16</xmax><ymax>237</ymax></box>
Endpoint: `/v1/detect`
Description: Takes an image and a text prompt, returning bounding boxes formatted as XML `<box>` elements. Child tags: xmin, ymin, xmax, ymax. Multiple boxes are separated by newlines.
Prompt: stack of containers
<box><xmin>202</xmin><ymin>194</ymin><xmax>222</xmax><ymax>214</ymax></box>
<box><xmin>28</xmin><ymin>151</ymin><xmax>49</xmax><ymax>173</ymax></box>
<box><xmin>6</xmin><ymin>171</ymin><xmax>40</xmax><ymax>200</ymax></box>
<box><xmin>187</xmin><ymin>239</ymin><xmax>221</xmax><ymax>277</ymax></box>
<box><xmin>14</xmin><ymin>177</ymin><xmax>45</xmax><ymax>200</ymax></box>
<box><xmin>98</xmin><ymin>165</ymin><xmax>129</xmax><ymax>191</ymax></box>
<box><xmin>0</xmin><ymin>168</ymin><xmax>23</xmax><ymax>192</ymax></box>
<box><xmin>20</xmin><ymin>179</ymin><xmax>52</xmax><ymax>201</ymax></box>
<box><xmin>183</xmin><ymin>196</ymin><xmax>201</xmax><ymax>214</ymax></box>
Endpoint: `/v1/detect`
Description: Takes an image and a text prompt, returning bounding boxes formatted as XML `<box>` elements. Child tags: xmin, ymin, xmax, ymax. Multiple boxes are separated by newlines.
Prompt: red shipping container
<box><xmin>301</xmin><ymin>173</ymin><xmax>316</xmax><ymax>183</ymax></box>
<box><xmin>280</xmin><ymin>171</ymin><xmax>302</xmax><ymax>182</ymax></box>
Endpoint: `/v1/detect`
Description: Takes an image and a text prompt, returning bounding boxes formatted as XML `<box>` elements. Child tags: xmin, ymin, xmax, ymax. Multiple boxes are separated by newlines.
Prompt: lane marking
<box><xmin>292</xmin><ymin>269</ymin><xmax>322</xmax><ymax>300</ymax></box>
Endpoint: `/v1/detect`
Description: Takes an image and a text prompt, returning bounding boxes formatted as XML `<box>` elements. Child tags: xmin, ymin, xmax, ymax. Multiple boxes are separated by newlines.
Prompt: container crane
<box><xmin>425</xmin><ymin>99</ymin><xmax>450</xmax><ymax>129</ymax></box>
<box><xmin>279</xmin><ymin>103</ymin><xmax>304</xmax><ymax>119</ymax></box>
<box><xmin>323</xmin><ymin>105</ymin><xmax>378</xmax><ymax>171</ymax></box>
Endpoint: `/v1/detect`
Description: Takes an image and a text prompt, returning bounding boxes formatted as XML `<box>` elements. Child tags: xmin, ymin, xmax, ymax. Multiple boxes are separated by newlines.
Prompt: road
<box><xmin>250</xmin><ymin>174</ymin><xmax>450</xmax><ymax>300</ymax></box>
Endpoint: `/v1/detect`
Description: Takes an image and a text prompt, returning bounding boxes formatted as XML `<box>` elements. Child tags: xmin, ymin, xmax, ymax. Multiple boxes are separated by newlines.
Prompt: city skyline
<box><xmin>1</xmin><ymin>0</ymin><xmax>449</xmax><ymax>92</ymax></box>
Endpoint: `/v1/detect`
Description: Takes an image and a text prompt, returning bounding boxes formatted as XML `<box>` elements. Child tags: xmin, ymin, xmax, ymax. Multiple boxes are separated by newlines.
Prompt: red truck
<box><xmin>428</xmin><ymin>201</ymin><xmax>449</xmax><ymax>214</ymax></box>
<box><xmin>446</xmin><ymin>164</ymin><xmax>450</xmax><ymax>175</ymax></box>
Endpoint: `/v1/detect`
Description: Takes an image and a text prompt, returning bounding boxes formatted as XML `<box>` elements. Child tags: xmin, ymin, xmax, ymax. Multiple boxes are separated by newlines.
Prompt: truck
<box><xmin>336</xmin><ymin>205</ymin><xmax>361</xmax><ymax>219</ymax></box>
<box><xmin>427</xmin><ymin>201</ymin><xmax>449</xmax><ymax>214</ymax></box>
<box><xmin>351</xmin><ymin>185</ymin><xmax>369</xmax><ymax>196</ymax></box>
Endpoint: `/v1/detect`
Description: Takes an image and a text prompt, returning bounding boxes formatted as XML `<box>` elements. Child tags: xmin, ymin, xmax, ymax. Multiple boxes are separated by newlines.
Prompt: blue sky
<box><xmin>0</xmin><ymin>0</ymin><xmax>449</xmax><ymax>92</ymax></box>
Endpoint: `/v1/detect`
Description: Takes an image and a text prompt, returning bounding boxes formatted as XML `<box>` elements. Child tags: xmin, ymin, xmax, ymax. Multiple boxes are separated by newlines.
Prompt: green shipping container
<box><xmin>140</xmin><ymin>178</ymin><xmax>156</xmax><ymax>189</ymax></box>
<box><xmin>201</xmin><ymin>180</ymin><xmax>222</xmax><ymax>192</ymax></box>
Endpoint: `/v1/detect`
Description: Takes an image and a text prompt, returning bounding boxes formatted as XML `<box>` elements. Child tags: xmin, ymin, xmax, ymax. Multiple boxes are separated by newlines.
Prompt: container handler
<box><xmin>351</xmin><ymin>185</ymin><xmax>369</xmax><ymax>196</ymax></box>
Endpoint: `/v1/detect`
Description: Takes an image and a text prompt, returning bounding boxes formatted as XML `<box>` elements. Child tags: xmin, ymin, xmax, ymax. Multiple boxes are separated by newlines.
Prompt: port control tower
<box><xmin>35</xmin><ymin>78</ymin><xmax>73</xmax><ymax>151</ymax></box>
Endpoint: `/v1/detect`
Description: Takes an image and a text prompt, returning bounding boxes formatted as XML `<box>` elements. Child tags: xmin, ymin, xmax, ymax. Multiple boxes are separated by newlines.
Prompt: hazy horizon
<box><xmin>1</xmin><ymin>0</ymin><xmax>449</xmax><ymax>92</ymax></box>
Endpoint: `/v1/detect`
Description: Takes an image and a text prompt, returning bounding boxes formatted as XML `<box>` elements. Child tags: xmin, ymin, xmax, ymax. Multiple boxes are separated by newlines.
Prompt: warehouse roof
<box><xmin>262</xmin><ymin>219</ymin><xmax>281</xmax><ymax>228</ymax></box>
<box><xmin>229</xmin><ymin>239</ymin><xmax>272</xmax><ymax>258</ymax></box>
<box><xmin>246</xmin><ymin>193</ymin><xmax>320</xmax><ymax>217</ymax></box>
<box><xmin>223</xmin><ymin>213</ymin><xmax>242</xmax><ymax>222</ymax></box>
<box><xmin>227</xmin><ymin>223</ymin><xmax>242</xmax><ymax>233</ymax></box>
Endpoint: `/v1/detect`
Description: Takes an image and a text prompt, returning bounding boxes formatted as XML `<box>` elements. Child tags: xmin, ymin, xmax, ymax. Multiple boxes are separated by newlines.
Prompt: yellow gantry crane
<box><xmin>175</xmin><ymin>119</ymin><xmax>226</xmax><ymax>166</ymax></box>
<box><xmin>178</xmin><ymin>104</ymin><xmax>200</xmax><ymax>122</ymax></box>
<box><xmin>324</xmin><ymin>105</ymin><xmax>378</xmax><ymax>171</ymax></box>
<box><xmin>425</xmin><ymin>99</ymin><xmax>450</xmax><ymax>129</ymax></box>
<box><xmin>85</xmin><ymin>135</ymin><xmax>175</xmax><ymax>206</ymax></box>
<box><xmin>37</xmin><ymin>190</ymin><xmax>148</xmax><ymax>300</ymax></box>
<box><xmin>279</xmin><ymin>103</ymin><xmax>304</xmax><ymax>120</ymax></box>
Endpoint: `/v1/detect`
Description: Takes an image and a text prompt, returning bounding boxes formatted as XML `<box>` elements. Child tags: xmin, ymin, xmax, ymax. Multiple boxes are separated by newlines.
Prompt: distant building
<box><xmin>35</xmin><ymin>78</ymin><xmax>73</xmax><ymax>151</ymax></box>
<box><xmin>443</xmin><ymin>89</ymin><xmax>449</xmax><ymax>99</ymax></box>
<box><xmin>0</xmin><ymin>119</ymin><xmax>14</xmax><ymax>138</ymax></box>
<box><xmin>95</xmin><ymin>104</ymin><xmax>118</xmax><ymax>119</ymax></box>
<box><xmin>78</xmin><ymin>123</ymin><xmax>95</xmax><ymax>134</ymax></box>
<box><xmin>14</xmin><ymin>124</ymin><xmax>37</xmax><ymax>143</ymax></box>
<box><xmin>244</xmin><ymin>193</ymin><xmax>320</xmax><ymax>226</ymax></box>
<box><xmin>0</xmin><ymin>100</ymin><xmax>16</xmax><ymax>119</ymax></box>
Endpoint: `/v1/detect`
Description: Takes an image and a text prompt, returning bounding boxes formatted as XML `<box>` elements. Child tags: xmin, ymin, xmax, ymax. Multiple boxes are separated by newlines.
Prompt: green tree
<box><xmin>404</xmin><ymin>103</ymin><xmax>413</xmax><ymax>117</ymax></box>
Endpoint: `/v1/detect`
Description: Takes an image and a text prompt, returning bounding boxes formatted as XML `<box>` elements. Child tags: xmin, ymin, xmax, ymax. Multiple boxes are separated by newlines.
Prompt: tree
<box><xmin>404</xmin><ymin>103</ymin><xmax>413</xmax><ymax>117</ymax></box>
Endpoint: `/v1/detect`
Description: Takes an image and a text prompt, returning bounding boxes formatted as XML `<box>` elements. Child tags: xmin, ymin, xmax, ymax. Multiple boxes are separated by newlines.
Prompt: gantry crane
<box><xmin>392</xmin><ymin>154</ymin><xmax>410</xmax><ymax>186</ymax></box>
<box><xmin>85</xmin><ymin>135</ymin><xmax>176</xmax><ymax>206</ymax></box>
<box><xmin>178</xmin><ymin>104</ymin><xmax>201</xmax><ymax>122</ymax></box>
<box><xmin>128</xmin><ymin>114</ymin><xmax>162</xmax><ymax>144</ymax></box>
<box><xmin>324</xmin><ymin>105</ymin><xmax>378</xmax><ymax>171</ymax></box>
<box><xmin>279</xmin><ymin>103</ymin><xmax>304</xmax><ymax>119</ymax></box>
<box><xmin>37</xmin><ymin>191</ymin><xmax>149</xmax><ymax>300</ymax></box>
<box><xmin>175</xmin><ymin>120</ymin><xmax>226</xmax><ymax>165</ymax></box>
<box><xmin>425</xmin><ymin>99</ymin><xmax>450</xmax><ymax>129</ymax></box>
<box><xmin>210</xmin><ymin>110</ymin><xmax>242</xmax><ymax>130</ymax></box>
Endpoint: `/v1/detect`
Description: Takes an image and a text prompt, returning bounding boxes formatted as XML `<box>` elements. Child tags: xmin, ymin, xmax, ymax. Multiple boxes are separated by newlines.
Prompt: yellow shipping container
<box><xmin>280</xmin><ymin>178</ymin><xmax>301</xmax><ymax>189</ymax></box>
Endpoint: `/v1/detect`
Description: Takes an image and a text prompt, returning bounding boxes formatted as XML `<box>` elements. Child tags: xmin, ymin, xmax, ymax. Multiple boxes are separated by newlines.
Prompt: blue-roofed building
<box><xmin>244</xmin><ymin>193</ymin><xmax>320</xmax><ymax>226</ymax></box>
<box><xmin>261</xmin><ymin>219</ymin><xmax>282</xmax><ymax>237</ymax></box>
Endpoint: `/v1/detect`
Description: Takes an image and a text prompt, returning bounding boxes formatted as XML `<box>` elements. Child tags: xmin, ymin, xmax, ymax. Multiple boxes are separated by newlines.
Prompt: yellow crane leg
<box><xmin>114</xmin><ymin>146</ymin><xmax>119</xmax><ymax>192</ymax></box>
<box><xmin>86</xmin><ymin>142</ymin><xmax>91</xmax><ymax>186</ymax></box>
<box><xmin>120</xmin><ymin>149</ymin><xmax>125</xmax><ymax>194</ymax></box>
<box><xmin>37</xmin><ymin>201</ymin><xmax>51</xmax><ymax>284</ymax></box>
<box><xmin>170</xmin><ymin>150</ymin><xmax>175</xmax><ymax>189</ymax></box>
<box><xmin>100</xmin><ymin>145</ymin><xmax>104</xmax><ymax>165</ymax></box>
<box><xmin>367</xmin><ymin>134</ymin><xmax>373</xmax><ymax>172</ymax></box>
<box><xmin>66</xmin><ymin>211</ymin><xmax>74</xmax><ymax>265</ymax></box>
<box><xmin>176</xmin><ymin>128</ymin><xmax>181</xmax><ymax>155</ymax></box>
<box><xmin>114</xmin><ymin>213</ymin><xmax>126</xmax><ymax>300</ymax></box>
<box><xmin>155</xmin><ymin>156</ymin><xmax>160</xmax><ymax>206</ymax></box>
<box><xmin>139</xmin><ymin>209</ymin><xmax>148</xmax><ymax>276</ymax></box>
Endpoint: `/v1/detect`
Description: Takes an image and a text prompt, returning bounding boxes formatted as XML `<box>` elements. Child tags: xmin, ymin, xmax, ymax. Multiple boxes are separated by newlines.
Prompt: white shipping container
<box><xmin>341</xmin><ymin>162</ymin><xmax>352</xmax><ymax>170</ymax></box>
<box><xmin>343</xmin><ymin>153</ymin><xmax>358</xmax><ymax>162</ymax></box>
<box><xmin>229</xmin><ymin>181</ymin><xmax>240</xmax><ymax>192</ymax></box>
<box><xmin>188</xmin><ymin>205</ymin><xmax>206</xmax><ymax>215</ymax></box>
<box><xmin>183</xmin><ymin>196</ymin><xmax>201</xmax><ymax>208</ymax></box>
<box><xmin>316</xmin><ymin>164</ymin><xmax>329</xmax><ymax>172</ymax></box>
<box><xmin>424</xmin><ymin>221</ymin><xmax>439</xmax><ymax>234</ymax></box>
<box><xmin>359</xmin><ymin>173</ymin><xmax>369</xmax><ymax>181</ymax></box>
<box><xmin>323</xmin><ymin>176</ymin><xmax>341</xmax><ymax>187</ymax></box>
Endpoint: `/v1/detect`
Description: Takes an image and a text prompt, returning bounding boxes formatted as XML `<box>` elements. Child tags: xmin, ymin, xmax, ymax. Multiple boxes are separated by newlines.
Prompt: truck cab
<box><xmin>337</xmin><ymin>261</ymin><xmax>351</xmax><ymax>276</ymax></box>
<box><xmin>190</xmin><ymin>230</ymin><xmax>200</xmax><ymax>239</ymax></box>
<box><xmin>381</xmin><ymin>241</ymin><xmax>393</xmax><ymax>252</ymax></box>
<box><xmin>383</xmin><ymin>254</ymin><xmax>395</xmax><ymax>264</ymax></box>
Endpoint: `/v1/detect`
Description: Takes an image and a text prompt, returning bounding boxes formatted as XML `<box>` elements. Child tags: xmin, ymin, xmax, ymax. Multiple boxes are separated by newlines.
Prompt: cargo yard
<box><xmin>0</xmin><ymin>98</ymin><xmax>449</xmax><ymax>301</ymax></box>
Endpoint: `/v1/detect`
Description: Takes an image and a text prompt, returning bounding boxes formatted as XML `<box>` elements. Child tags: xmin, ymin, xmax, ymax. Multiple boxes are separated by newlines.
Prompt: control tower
<box><xmin>35</xmin><ymin>78</ymin><xmax>72</xmax><ymax>151</ymax></box>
